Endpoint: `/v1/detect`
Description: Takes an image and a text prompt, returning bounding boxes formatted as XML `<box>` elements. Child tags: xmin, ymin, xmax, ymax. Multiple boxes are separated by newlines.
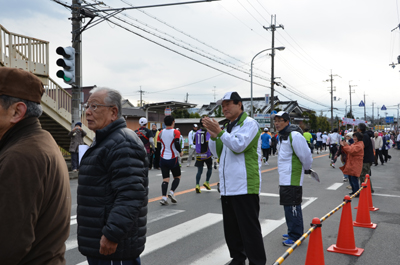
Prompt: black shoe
<box><xmin>375</xmin><ymin>164</ymin><xmax>378</xmax><ymax>166</ymax></box>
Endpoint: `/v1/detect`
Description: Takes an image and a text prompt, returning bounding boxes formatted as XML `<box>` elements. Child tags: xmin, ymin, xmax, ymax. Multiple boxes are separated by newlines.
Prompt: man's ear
<box><xmin>10</xmin><ymin>102</ymin><xmax>27</xmax><ymax>124</ymax></box>
<box><xmin>110</xmin><ymin>106</ymin><xmax>119</xmax><ymax>121</ymax></box>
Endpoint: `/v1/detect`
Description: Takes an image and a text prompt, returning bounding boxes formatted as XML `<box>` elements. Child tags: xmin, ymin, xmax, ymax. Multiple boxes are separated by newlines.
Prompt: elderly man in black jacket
<box><xmin>78</xmin><ymin>87</ymin><xmax>148</xmax><ymax>265</ymax></box>
<box><xmin>357</xmin><ymin>123</ymin><xmax>375</xmax><ymax>192</ymax></box>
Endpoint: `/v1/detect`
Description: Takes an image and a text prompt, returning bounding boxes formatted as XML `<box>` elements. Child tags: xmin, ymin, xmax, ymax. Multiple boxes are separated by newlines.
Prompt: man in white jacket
<box><xmin>273</xmin><ymin>111</ymin><xmax>313</xmax><ymax>247</ymax></box>
<box><xmin>187</xmin><ymin>124</ymin><xmax>198</xmax><ymax>166</ymax></box>
<box><xmin>203</xmin><ymin>91</ymin><xmax>266</xmax><ymax>265</ymax></box>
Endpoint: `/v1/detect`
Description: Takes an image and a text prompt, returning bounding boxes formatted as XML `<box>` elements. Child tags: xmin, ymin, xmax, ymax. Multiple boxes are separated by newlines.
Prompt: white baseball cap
<box><xmin>139</xmin><ymin>117</ymin><xmax>148</xmax><ymax>126</ymax></box>
<box><xmin>216</xmin><ymin>91</ymin><xmax>242</xmax><ymax>105</ymax></box>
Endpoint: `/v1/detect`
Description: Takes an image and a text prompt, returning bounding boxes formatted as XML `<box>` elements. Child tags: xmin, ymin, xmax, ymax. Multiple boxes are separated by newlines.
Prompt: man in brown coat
<box><xmin>0</xmin><ymin>68</ymin><xmax>71</xmax><ymax>265</ymax></box>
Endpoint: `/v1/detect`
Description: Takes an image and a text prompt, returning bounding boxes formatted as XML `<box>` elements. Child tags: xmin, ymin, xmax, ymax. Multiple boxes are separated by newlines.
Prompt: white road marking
<box><xmin>372</xmin><ymin>193</ymin><xmax>400</xmax><ymax>198</ymax></box>
<box><xmin>141</xmin><ymin>213</ymin><xmax>223</xmax><ymax>256</ymax></box>
<box><xmin>147</xmin><ymin>209</ymin><xmax>185</xmax><ymax>224</ymax></box>
<box><xmin>327</xmin><ymin>183</ymin><xmax>344</xmax><ymax>190</ymax></box>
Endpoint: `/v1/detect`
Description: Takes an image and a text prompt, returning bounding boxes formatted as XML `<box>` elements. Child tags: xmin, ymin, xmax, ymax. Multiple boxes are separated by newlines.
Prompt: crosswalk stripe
<box><xmin>141</xmin><ymin>213</ymin><xmax>223</xmax><ymax>256</ymax></box>
<box><xmin>190</xmin><ymin>218</ymin><xmax>284</xmax><ymax>265</ymax></box>
<box><xmin>327</xmin><ymin>183</ymin><xmax>344</xmax><ymax>190</ymax></box>
<box><xmin>147</xmin><ymin>209</ymin><xmax>185</xmax><ymax>224</ymax></box>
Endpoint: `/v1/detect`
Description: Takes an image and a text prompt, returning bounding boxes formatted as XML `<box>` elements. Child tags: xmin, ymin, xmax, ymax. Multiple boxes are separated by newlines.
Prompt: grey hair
<box><xmin>0</xmin><ymin>95</ymin><xmax>43</xmax><ymax>118</ymax></box>
<box><xmin>89</xmin><ymin>87</ymin><xmax>122</xmax><ymax>118</ymax></box>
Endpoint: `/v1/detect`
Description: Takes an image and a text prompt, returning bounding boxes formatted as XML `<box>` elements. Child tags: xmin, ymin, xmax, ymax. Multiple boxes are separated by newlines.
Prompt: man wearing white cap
<box><xmin>187</xmin><ymin>124</ymin><xmax>198</xmax><ymax>166</ymax></box>
<box><xmin>273</xmin><ymin>111</ymin><xmax>313</xmax><ymax>247</ymax></box>
<box><xmin>203</xmin><ymin>91</ymin><xmax>266</xmax><ymax>265</ymax></box>
<box><xmin>135</xmin><ymin>117</ymin><xmax>155</xmax><ymax>170</ymax></box>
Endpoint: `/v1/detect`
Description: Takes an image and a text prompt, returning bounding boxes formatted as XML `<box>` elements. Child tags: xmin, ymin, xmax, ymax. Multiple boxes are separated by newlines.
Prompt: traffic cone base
<box><xmin>327</xmin><ymin>196</ymin><xmax>364</xmax><ymax>256</ymax></box>
<box><xmin>353</xmin><ymin>221</ymin><xmax>377</xmax><ymax>229</ymax></box>
<box><xmin>327</xmin><ymin>244</ymin><xmax>364</xmax><ymax>256</ymax></box>
<box><xmin>354</xmin><ymin>206</ymin><xmax>379</xmax><ymax>211</ymax></box>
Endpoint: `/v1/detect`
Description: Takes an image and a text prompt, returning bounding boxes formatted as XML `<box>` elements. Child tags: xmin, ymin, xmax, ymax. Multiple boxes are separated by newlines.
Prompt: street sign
<box><xmin>271</xmin><ymin>110</ymin><xmax>277</xmax><ymax>115</ymax></box>
<box><xmin>164</xmin><ymin>108</ymin><xmax>171</xmax><ymax>116</ymax></box>
<box><xmin>381</xmin><ymin>105</ymin><xmax>387</xmax><ymax>110</ymax></box>
<box><xmin>385</xmin><ymin>116</ymin><xmax>394</xmax><ymax>124</ymax></box>
<box><xmin>254</xmin><ymin>113</ymin><xmax>271</xmax><ymax>128</ymax></box>
<box><xmin>359</xmin><ymin>100</ymin><xmax>365</xmax><ymax>107</ymax></box>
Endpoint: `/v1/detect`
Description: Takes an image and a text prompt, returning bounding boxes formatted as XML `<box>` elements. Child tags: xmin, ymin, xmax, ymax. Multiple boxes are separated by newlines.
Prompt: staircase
<box><xmin>0</xmin><ymin>24</ymin><xmax>93</xmax><ymax>151</ymax></box>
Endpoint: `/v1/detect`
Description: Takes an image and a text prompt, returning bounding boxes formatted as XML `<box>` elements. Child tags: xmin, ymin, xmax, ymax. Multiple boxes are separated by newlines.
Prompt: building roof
<box><xmin>142</xmin><ymin>101</ymin><xmax>197</xmax><ymax>111</ymax></box>
<box><xmin>122</xmin><ymin>107</ymin><xmax>146</xmax><ymax>117</ymax></box>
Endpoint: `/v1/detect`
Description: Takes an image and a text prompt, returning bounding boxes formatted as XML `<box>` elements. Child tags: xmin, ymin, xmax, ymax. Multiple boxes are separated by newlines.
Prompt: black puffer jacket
<box><xmin>362</xmin><ymin>130</ymin><xmax>375</xmax><ymax>163</ymax></box>
<box><xmin>77</xmin><ymin>118</ymin><xmax>149</xmax><ymax>260</ymax></box>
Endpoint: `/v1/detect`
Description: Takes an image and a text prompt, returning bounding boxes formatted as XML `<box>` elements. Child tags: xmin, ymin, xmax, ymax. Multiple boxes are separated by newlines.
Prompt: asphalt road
<box><xmin>65</xmin><ymin>147</ymin><xmax>400</xmax><ymax>265</ymax></box>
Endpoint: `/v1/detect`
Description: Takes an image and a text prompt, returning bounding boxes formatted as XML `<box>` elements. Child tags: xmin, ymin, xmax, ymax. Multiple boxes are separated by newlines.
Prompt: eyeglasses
<box><xmin>274</xmin><ymin>119</ymin><xmax>286</xmax><ymax>123</ymax></box>
<box><xmin>84</xmin><ymin>103</ymin><xmax>114</xmax><ymax>111</ymax></box>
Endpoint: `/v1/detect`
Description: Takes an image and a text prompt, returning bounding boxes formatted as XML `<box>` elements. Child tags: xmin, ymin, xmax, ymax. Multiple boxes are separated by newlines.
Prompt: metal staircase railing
<box><xmin>0</xmin><ymin>24</ymin><xmax>93</xmax><ymax>148</ymax></box>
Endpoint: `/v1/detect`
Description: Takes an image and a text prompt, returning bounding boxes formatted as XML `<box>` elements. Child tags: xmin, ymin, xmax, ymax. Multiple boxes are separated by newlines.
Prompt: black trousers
<box><xmin>382</xmin><ymin>149</ymin><xmax>391</xmax><ymax>162</ymax></box>
<box><xmin>221</xmin><ymin>194</ymin><xmax>266</xmax><ymax>265</ymax></box>
<box><xmin>262</xmin><ymin>148</ymin><xmax>270</xmax><ymax>161</ymax></box>
<box><xmin>375</xmin><ymin>149</ymin><xmax>384</xmax><ymax>165</ymax></box>
<box><xmin>154</xmin><ymin>142</ymin><xmax>161</xmax><ymax>169</ymax></box>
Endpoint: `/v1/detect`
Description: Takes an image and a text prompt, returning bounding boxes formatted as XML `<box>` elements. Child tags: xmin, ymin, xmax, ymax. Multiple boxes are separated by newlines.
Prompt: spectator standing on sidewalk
<box><xmin>373</xmin><ymin>131</ymin><xmax>384</xmax><ymax>166</ymax></box>
<box><xmin>339</xmin><ymin>132</ymin><xmax>364</xmax><ymax>196</ymax></box>
<box><xmin>78</xmin><ymin>87</ymin><xmax>148</xmax><ymax>265</ymax></box>
<box><xmin>204</xmin><ymin>91</ymin><xmax>266</xmax><ymax>265</ymax></box>
<box><xmin>68</xmin><ymin>121</ymin><xmax>87</xmax><ymax>171</ymax></box>
<box><xmin>273</xmin><ymin>111</ymin><xmax>313</xmax><ymax>247</ymax></box>
<box><xmin>0</xmin><ymin>68</ymin><xmax>71</xmax><ymax>264</ymax></box>
<box><xmin>187</xmin><ymin>124</ymin><xmax>198</xmax><ymax>166</ymax></box>
<box><xmin>357</xmin><ymin>123</ymin><xmax>375</xmax><ymax>192</ymax></box>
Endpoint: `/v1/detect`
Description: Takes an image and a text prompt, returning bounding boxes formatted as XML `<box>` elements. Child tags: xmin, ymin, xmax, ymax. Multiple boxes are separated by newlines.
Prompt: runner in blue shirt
<box><xmin>261</xmin><ymin>128</ymin><xmax>272</xmax><ymax>165</ymax></box>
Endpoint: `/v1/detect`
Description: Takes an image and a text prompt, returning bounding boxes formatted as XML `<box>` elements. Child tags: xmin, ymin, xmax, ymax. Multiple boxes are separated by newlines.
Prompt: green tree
<box><xmin>172</xmin><ymin>109</ymin><xmax>190</xmax><ymax>118</ymax></box>
<box><xmin>189</xmin><ymin>112</ymin><xmax>201</xmax><ymax>118</ymax></box>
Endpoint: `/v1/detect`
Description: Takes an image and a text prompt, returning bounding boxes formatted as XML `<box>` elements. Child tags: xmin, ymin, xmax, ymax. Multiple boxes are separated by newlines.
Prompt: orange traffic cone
<box><xmin>365</xmin><ymin>174</ymin><xmax>379</xmax><ymax>211</ymax></box>
<box><xmin>353</xmin><ymin>183</ymin><xmax>377</xmax><ymax>229</ymax></box>
<box><xmin>327</xmin><ymin>195</ymin><xmax>364</xmax><ymax>256</ymax></box>
<box><xmin>305</xmin><ymin>218</ymin><xmax>325</xmax><ymax>265</ymax></box>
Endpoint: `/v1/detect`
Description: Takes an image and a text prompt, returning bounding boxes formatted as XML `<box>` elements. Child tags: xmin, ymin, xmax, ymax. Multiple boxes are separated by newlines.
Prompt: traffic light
<box><xmin>56</xmin><ymin>46</ymin><xmax>75</xmax><ymax>85</ymax></box>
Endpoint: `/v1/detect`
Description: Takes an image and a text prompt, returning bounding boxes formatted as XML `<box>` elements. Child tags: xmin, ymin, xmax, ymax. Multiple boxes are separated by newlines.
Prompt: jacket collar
<box><xmin>0</xmin><ymin>117</ymin><xmax>41</xmax><ymax>152</ymax></box>
<box><xmin>93</xmin><ymin>118</ymin><xmax>127</xmax><ymax>145</ymax></box>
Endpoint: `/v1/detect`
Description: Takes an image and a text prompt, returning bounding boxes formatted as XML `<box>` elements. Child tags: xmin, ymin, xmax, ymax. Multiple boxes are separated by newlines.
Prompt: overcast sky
<box><xmin>1</xmin><ymin>0</ymin><xmax>400</xmax><ymax>119</ymax></box>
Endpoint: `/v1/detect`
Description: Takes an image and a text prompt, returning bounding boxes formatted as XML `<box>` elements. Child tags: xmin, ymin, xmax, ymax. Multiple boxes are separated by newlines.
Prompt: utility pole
<box><xmin>345</xmin><ymin>99</ymin><xmax>347</xmax><ymax>118</ymax></box>
<box><xmin>363</xmin><ymin>92</ymin><xmax>367</xmax><ymax>121</ymax></box>
<box><xmin>349</xmin><ymin>81</ymin><xmax>356</xmax><ymax>117</ymax></box>
<box><xmin>371</xmin><ymin>101</ymin><xmax>375</xmax><ymax>123</ymax></box>
<box><xmin>185</xmin><ymin>93</ymin><xmax>189</xmax><ymax>103</ymax></box>
<box><xmin>138</xmin><ymin>86</ymin><xmax>146</xmax><ymax>107</ymax></box>
<box><xmin>213</xmin><ymin>86</ymin><xmax>216</xmax><ymax>102</ymax></box>
<box><xmin>71</xmin><ymin>0</ymin><xmax>82</xmax><ymax>128</ymax></box>
<box><xmin>377</xmin><ymin>107</ymin><xmax>380</xmax><ymax>125</ymax></box>
<box><xmin>264</xmin><ymin>15</ymin><xmax>284</xmax><ymax>127</ymax></box>
<box><xmin>325</xmin><ymin>70</ymin><xmax>339</xmax><ymax>130</ymax></box>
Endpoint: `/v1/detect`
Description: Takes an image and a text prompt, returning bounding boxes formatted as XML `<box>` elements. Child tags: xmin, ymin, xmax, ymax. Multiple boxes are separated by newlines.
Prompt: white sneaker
<box><xmin>168</xmin><ymin>191</ymin><xmax>177</xmax><ymax>203</ymax></box>
<box><xmin>331</xmin><ymin>163</ymin><xmax>335</xmax><ymax>168</ymax></box>
<box><xmin>264</xmin><ymin>161</ymin><xmax>269</xmax><ymax>165</ymax></box>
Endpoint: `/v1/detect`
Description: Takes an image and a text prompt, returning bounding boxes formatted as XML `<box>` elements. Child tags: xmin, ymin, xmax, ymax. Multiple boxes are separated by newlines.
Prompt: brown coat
<box><xmin>68</xmin><ymin>127</ymin><xmax>87</xmax><ymax>153</ymax></box>
<box><xmin>0</xmin><ymin>117</ymin><xmax>71</xmax><ymax>265</ymax></box>
<box><xmin>339</xmin><ymin>141</ymin><xmax>364</xmax><ymax>177</ymax></box>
